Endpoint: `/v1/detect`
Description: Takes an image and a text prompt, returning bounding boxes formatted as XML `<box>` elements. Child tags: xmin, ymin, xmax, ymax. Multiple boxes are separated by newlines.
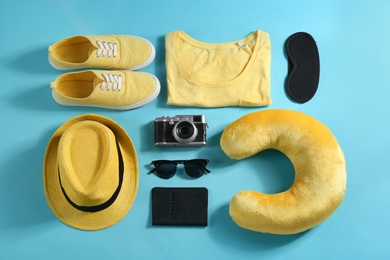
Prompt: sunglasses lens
<box><xmin>154</xmin><ymin>162</ymin><xmax>177</xmax><ymax>179</ymax></box>
<box><xmin>184</xmin><ymin>160</ymin><xmax>207</xmax><ymax>178</ymax></box>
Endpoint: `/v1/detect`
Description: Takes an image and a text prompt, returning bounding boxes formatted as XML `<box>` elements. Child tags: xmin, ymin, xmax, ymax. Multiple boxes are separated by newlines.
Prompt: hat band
<box><xmin>58</xmin><ymin>140</ymin><xmax>124</xmax><ymax>212</ymax></box>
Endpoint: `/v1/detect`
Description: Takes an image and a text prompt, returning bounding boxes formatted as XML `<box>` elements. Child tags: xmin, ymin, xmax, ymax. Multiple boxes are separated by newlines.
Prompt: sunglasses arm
<box><xmin>202</xmin><ymin>166</ymin><xmax>211</xmax><ymax>174</ymax></box>
<box><xmin>148</xmin><ymin>165</ymin><xmax>157</xmax><ymax>174</ymax></box>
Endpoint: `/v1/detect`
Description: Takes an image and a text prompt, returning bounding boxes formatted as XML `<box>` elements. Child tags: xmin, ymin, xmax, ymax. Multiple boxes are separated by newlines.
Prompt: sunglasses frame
<box><xmin>150</xmin><ymin>159</ymin><xmax>210</xmax><ymax>179</ymax></box>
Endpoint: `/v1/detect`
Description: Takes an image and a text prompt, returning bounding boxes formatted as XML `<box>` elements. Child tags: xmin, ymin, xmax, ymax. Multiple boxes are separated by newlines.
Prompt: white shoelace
<box><xmin>100</xmin><ymin>73</ymin><xmax>122</xmax><ymax>91</ymax></box>
<box><xmin>96</xmin><ymin>40</ymin><xmax>117</xmax><ymax>58</ymax></box>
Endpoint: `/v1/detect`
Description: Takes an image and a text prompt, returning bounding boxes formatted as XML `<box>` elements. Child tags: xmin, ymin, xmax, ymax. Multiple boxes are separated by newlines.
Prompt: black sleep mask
<box><xmin>285</xmin><ymin>32</ymin><xmax>320</xmax><ymax>103</ymax></box>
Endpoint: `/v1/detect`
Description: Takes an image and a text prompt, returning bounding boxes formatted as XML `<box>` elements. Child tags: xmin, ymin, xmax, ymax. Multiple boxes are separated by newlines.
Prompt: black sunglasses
<box><xmin>150</xmin><ymin>159</ymin><xmax>210</xmax><ymax>179</ymax></box>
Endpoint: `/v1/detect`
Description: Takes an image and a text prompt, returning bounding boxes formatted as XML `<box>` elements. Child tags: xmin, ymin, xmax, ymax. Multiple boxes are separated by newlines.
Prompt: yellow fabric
<box><xmin>220</xmin><ymin>109</ymin><xmax>347</xmax><ymax>234</ymax></box>
<box><xmin>48</xmin><ymin>35</ymin><xmax>153</xmax><ymax>70</ymax></box>
<box><xmin>43</xmin><ymin>114</ymin><xmax>139</xmax><ymax>231</ymax></box>
<box><xmin>165</xmin><ymin>30</ymin><xmax>271</xmax><ymax>107</ymax></box>
<box><xmin>50</xmin><ymin>70</ymin><xmax>159</xmax><ymax>110</ymax></box>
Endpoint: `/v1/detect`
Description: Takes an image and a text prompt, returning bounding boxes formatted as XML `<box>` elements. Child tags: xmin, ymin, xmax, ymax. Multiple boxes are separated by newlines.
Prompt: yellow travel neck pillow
<box><xmin>220</xmin><ymin>109</ymin><xmax>347</xmax><ymax>235</ymax></box>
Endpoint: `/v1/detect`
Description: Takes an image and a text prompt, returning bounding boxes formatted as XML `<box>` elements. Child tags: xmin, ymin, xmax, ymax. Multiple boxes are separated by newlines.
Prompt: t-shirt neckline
<box><xmin>173</xmin><ymin>30</ymin><xmax>262</xmax><ymax>88</ymax></box>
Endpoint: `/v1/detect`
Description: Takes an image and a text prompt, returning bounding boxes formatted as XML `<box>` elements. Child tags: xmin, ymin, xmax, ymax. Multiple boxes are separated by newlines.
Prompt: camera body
<box><xmin>154</xmin><ymin>115</ymin><xmax>207</xmax><ymax>147</ymax></box>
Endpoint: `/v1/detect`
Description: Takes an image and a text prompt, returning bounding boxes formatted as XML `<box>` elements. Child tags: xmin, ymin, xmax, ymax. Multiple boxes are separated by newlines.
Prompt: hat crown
<box><xmin>58</xmin><ymin>121</ymin><xmax>119</xmax><ymax>207</ymax></box>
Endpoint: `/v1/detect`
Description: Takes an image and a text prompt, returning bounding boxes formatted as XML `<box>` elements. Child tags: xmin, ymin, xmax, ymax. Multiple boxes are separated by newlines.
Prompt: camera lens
<box><xmin>177</xmin><ymin>122</ymin><xmax>193</xmax><ymax>138</ymax></box>
<box><xmin>173</xmin><ymin>121</ymin><xmax>198</xmax><ymax>144</ymax></box>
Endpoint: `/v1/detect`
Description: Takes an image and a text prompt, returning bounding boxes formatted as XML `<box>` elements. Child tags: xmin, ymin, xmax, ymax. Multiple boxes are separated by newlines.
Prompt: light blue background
<box><xmin>1</xmin><ymin>0</ymin><xmax>389</xmax><ymax>259</ymax></box>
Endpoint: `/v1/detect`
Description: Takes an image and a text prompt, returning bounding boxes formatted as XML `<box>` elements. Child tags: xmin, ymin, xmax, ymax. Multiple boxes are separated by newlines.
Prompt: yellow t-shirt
<box><xmin>165</xmin><ymin>30</ymin><xmax>271</xmax><ymax>107</ymax></box>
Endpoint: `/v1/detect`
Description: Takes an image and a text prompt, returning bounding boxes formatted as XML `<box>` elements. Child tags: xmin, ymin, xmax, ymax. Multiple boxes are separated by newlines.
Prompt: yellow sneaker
<box><xmin>50</xmin><ymin>70</ymin><xmax>160</xmax><ymax>110</ymax></box>
<box><xmin>48</xmin><ymin>35</ymin><xmax>155</xmax><ymax>70</ymax></box>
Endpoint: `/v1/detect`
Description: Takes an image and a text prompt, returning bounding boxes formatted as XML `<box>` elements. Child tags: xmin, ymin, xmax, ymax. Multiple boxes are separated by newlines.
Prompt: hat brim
<box><xmin>43</xmin><ymin>114</ymin><xmax>138</xmax><ymax>230</ymax></box>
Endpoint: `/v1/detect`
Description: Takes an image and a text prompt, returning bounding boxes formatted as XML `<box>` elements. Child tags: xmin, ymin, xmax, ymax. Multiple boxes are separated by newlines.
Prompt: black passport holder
<box><xmin>152</xmin><ymin>187</ymin><xmax>208</xmax><ymax>226</ymax></box>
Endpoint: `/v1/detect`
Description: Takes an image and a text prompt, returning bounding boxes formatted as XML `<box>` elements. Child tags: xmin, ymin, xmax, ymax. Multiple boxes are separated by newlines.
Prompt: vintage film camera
<box><xmin>154</xmin><ymin>115</ymin><xmax>207</xmax><ymax>147</ymax></box>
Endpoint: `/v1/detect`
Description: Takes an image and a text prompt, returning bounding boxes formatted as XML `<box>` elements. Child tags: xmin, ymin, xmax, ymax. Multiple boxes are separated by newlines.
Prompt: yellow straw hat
<box><xmin>43</xmin><ymin>114</ymin><xmax>138</xmax><ymax>230</ymax></box>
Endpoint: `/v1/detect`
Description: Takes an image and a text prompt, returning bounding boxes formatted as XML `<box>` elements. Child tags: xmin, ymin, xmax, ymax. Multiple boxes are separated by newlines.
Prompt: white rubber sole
<box><xmin>52</xmin><ymin>73</ymin><xmax>161</xmax><ymax>110</ymax></box>
<box><xmin>48</xmin><ymin>35</ymin><xmax>156</xmax><ymax>71</ymax></box>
